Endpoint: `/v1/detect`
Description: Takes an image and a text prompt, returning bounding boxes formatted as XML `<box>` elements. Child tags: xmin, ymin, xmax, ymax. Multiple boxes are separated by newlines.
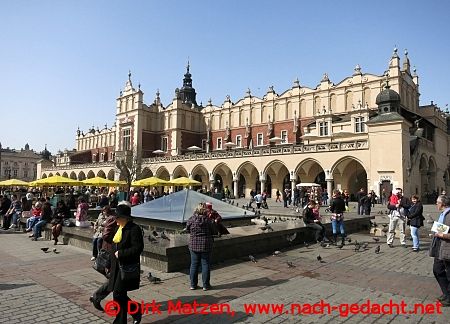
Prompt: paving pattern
<box><xmin>1</xmin><ymin>203</ymin><xmax>448</xmax><ymax>323</ymax></box>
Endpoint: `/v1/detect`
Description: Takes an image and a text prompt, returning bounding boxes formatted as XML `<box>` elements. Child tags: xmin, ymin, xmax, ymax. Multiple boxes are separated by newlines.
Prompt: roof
<box><xmin>131</xmin><ymin>189</ymin><xmax>255</xmax><ymax>223</ymax></box>
<box><xmin>366</xmin><ymin>112</ymin><xmax>405</xmax><ymax>124</ymax></box>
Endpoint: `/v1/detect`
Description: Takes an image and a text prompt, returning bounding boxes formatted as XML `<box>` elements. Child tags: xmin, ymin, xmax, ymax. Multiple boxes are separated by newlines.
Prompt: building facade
<box><xmin>39</xmin><ymin>49</ymin><xmax>450</xmax><ymax>200</ymax></box>
<box><xmin>0</xmin><ymin>143</ymin><xmax>48</xmax><ymax>181</ymax></box>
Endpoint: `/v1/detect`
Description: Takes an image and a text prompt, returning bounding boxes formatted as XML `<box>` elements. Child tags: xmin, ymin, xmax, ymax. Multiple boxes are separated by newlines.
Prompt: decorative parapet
<box><xmin>141</xmin><ymin>140</ymin><xmax>369</xmax><ymax>164</ymax></box>
<box><xmin>42</xmin><ymin>161</ymin><xmax>115</xmax><ymax>171</ymax></box>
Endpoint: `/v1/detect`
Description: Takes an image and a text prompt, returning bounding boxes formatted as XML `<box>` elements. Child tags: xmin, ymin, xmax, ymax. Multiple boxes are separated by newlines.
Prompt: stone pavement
<box><xmin>1</xmin><ymin>219</ymin><xmax>449</xmax><ymax>323</ymax></box>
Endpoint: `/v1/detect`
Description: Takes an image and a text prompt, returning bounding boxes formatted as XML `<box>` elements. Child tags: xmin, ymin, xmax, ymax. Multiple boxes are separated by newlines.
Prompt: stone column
<box><xmin>326</xmin><ymin>178</ymin><xmax>333</xmax><ymax>197</ymax></box>
<box><xmin>260</xmin><ymin>180</ymin><xmax>266</xmax><ymax>194</ymax></box>
<box><xmin>233</xmin><ymin>179</ymin><xmax>238</xmax><ymax>199</ymax></box>
<box><xmin>169</xmin><ymin>174</ymin><xmax>174</xmax><ymax>193</ymax></box>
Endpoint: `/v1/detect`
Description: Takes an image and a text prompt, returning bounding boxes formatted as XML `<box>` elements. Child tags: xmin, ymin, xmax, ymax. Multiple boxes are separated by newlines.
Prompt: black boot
<box><xmin>333</xmin><ymin>234</ymin><xmax>338</xmax><ymax>245</ymax></box>
<box><xmin>341</xmin><ymin>235</ymin><xmax>345</xmax><ymax>246</ymax></box>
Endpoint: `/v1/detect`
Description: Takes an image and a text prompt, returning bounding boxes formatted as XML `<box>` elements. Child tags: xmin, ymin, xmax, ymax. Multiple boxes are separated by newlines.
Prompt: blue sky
<box><xmin>1</xmin><ymin>0</ymin><xmax>449</xmax><ymax>154</ymax></box>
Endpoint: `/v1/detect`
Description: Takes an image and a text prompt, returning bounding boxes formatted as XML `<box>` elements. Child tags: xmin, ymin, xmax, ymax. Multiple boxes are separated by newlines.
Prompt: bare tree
<box><xmin>115</xmin><ymin>147</ymin><xmax>141</xmax><ymax>198</ymax></box>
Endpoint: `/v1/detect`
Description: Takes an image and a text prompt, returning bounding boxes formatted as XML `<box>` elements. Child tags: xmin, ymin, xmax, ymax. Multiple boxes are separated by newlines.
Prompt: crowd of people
<box><xmin>2</xmin><ymin>183</ymin><xmax>450</xmax><ymax>315</ymax></box>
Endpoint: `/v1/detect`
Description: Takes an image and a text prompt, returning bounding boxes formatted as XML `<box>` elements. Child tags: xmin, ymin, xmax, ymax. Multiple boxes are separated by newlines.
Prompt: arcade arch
<box><xmin>107</xmin><ymin>169</ymin><xmax>115</xmax><ymax>180</ymax></box>
<box><xmin>212</xmin><ymin>163</ymin><xmax>233</xmax><ymax>194</ymax></box>
<box><xmin>264</xmin><ymin>160</ymin><xmax>289</xmax><ymax>198</ymax></box>
<box><xmin>78</xmin><ymin>171</ymin><xmax>86</xmax><ymax>181</ymax></box>
<box><xmin>236</xmin><ymin>162</ymin><xmax>259</xmax><ymax>198</ymax></box>
<box><xmin>331</xmin><ymin>157</ymin><xmax>367</xmax><ymax>198</ymax></box>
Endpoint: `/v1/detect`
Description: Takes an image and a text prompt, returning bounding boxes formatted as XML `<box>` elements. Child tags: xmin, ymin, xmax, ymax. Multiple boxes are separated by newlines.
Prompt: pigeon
<box><xmin>346</xmin><ymin>238</ymin><xmax>352</xmax><ymax>243</ymax></box>
<box><xmin>317</xmin><ymin>255</ymin><xmax>324</xmax><ymax>263</ymax></box>
<box><xmin>273</xmin><ymin>250</ymin><xmax>282</xmax><ymax>256</ymax></box>
<box><xmin>147</xmin><ymin>272</ymin><xmax>161</xmax><ymax>283</ymax></box>
<box><xmin>375</xmin><ymin>245</ymin><xmax>381</xmax><ymax>254</ymax></box>
<box><xmin>370</xmin><ymin>221</ymin><xmax>378</xmax><ymax>227</ymax></box>
<box><xmin>373</xmin><ymin>237</ymin><xmax>380</xmax><ymax>242</ymax></box>
<box><xmin>320</xmin><ymin>241</ymin><xmax>330</xmax><ymax>248</ymax></box>
<box><xmin>249</xmin><ymin>255</ymin><xmax>257</xmax><ymax>263</ymax></box>
<box><xmin>52</xmin><ymin>248</ymin><xmax>60</xmax><ymax>254</ymax></box>
<box><xmin>148</xmin><ymin>235</ymin><xmax>158</xmax><ymax>243</ymax></box>
<box><xmin>287</xmin><ymin>261</ymin><xmax>296</xmax><ymax>268</ymax></box>
<box><xmin>354</xmin><ymin>243</ymin><xmax>361</xmax><ymax>252</ymax></box>
<box><xmin>160</xmin><ymin>231</ymin><xmax>170</xmax><ymax>241</ymax></box>
<box><xmin>260</xmin><ymin>225</ymin><xmax>274</xmax><ymax>232</ymax></box>
<box><xmin>337</xmin><ymin>244</ymin><xmax>344</xmax><ymax>249</ymax></box>
<box><xmin>40</xmin><ymin>247</ymin><xmax>49</xmax><ymax>253</ymax></box>
<box><xmin>152</xmin><ymin>230</ymin><xmax>159</xmax><ymax>237</ymax></box>
<box><xmin>382</xmin><ymin>227</ymin><xmax>389</xmax><ymax>234</ymax></box>
<box><xmin>286</xmin><ymin>232</ymin><xmax>297</xmax><ymax>243</ymax></box>
<box><xmin>304</xmin><ymin>241</ymin><xmax>310</xmax><ymax>248</ymax></box>
<box><xmin>362</xmin><ymin>242</ymin><xmax>369</xmax><ymax>250</ymax></box>
<box><xmin>261</xmin><ymin>216</ymin><xmax>269</xmax><ymax>225</ymax></box>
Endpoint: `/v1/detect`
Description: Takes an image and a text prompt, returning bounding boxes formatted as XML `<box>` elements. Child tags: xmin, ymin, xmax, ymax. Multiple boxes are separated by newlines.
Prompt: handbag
<box><xmin>119</xmin><ymin>263</ymin><xmax>140</xmax><ymax>281</ymax></box>
<box><xmin>92</xmin><ymin>249</ymin><xmax>111</xmax><ymax>276</ymax></box>
<box><xmin>429</xmin><ymin>236</ymin><xmax>441</xmax><ymax>258</ymax></box>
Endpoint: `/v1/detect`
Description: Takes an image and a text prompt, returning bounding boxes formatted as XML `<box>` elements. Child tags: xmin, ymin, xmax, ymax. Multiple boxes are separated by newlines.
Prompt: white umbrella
<box><xmin>224</xmin><ymin>142</ymin><xmax>236</xmax><ymax>147</ymax></box>
<box><xmin>187</xmin><ymin>145</ymin><xmax>202</xmax><ymax>152</ymax></box>
<box><xmin>296</xmin><ymin>183</ymin><xmax>321</xmax><ymax>188</ymax></box>
<box><xmin>269</xmin><ymin>136</ymin><xmax>283</xmax><ymax>142</ymax></box>
<box><xmin>153</xmin><ymin>149</ymin><xmax>165</xmax><ymax>154</ymax></box>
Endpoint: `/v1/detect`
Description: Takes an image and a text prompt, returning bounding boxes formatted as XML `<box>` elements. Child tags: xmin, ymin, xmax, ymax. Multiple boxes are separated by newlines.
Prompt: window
<box><xmin>217</xmin><ymin>138</ymin><xmax>223</xmax><ymax>150</ymax></box>
<box><xmin>24</xmin><ymin>170</ymin><xmax>28</xmax><ymax>178</ymax></box>
<box><xmin>257</xmin><ymin>133</ymin><xmax>264</xmax><ymax>146</ymax></box>
<box><xmin>162</xmin><ymin>137</ymin><xmax>168</xmax><ymax>152</ymax></box>
<box><xmin>319</xmin><ymin>122</ymin><xmax>329</xmax><ymax>136</ymax></box>
<box><xmin>13</xmin><ymin>170</ymin><xmax>18</xmax><ymax>177</ymax></box>
<box><xmin>100</xmin><ymin>153</ymin><xmax>105</xmax><ymax>162</ymax></box>
<box><xmin>110</xmin><ymin>152</ymin><xmax>114</xmax><ymax>160</ymax></box>
<box><xmin>355</xmin><ymin>116</ymin><xmax>365</xmax><ymax>133</ymax></box>
<box><xmin>122</xmin><ymin>128</ymin><xmax>131</xmax><ymax>151</ymax></box>
<box><xmin>201</xmin><ymin>139</ymin><xmax>207</xmax><ymax>151</ymax></box>
<box><xmin>236</xmin><ymin>135</ymin><xmax>242</xmax><ymax>148</ymax></box>
<box><xmin>92</xmin><ymin>154</ymin><xmax>97</xmax><ymax>162</ymax></box>
<box><xmin>281</xmin><ymin>130</ymin><xmax>288</xmax><ymax>144</ymax></box>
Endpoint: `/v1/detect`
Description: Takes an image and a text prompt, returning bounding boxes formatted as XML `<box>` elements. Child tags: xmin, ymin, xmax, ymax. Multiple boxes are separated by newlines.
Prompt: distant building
<box><xmin>39</xmin><ymin>49</ymin><xmax>450</xmax><ymax>201</ymax></box>
<box><xmin>0</xmin><ymin>143</ymin><xmax>49</xmax><ymax>181</ymax></box>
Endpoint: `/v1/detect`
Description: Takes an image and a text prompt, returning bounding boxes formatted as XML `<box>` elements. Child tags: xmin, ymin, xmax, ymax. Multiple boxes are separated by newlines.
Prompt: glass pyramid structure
<box><xmin>131</xmin><ymin>189</ymin><xmax>255</xmax><ymax>223</ymax></box>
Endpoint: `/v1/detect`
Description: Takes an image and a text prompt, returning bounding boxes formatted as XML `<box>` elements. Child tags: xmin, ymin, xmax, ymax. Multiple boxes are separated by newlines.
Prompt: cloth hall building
<box><xmin>38</xmin><ymin>49</ymin><xmax>450</xmax><ymax>200</ymax></box>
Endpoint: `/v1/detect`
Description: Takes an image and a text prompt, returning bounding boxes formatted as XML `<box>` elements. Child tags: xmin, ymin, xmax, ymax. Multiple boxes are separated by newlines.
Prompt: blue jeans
<box><xmin>331</xmin><ymin>219</ymin><xmax>345</xmax><ymax>235</ymax></box>
<box><xmin>27</xmin><ymin>216</ymin><xmax>40</xmax><ymax>230</ymax></box>
<box><xmin>189</xmin><ymin>250</ymin><xmax>211</xmax><ymax>288</ymax></box>
<box><xmin>33</xmin><ymin>220</ymin><xmax>47</xmax><ymax>239</ymax></box>
<box><xmin>410</xmin><ymin>226</ymin><xmax>420</xmax><ymax>249</ymax></box>
<box><xmin>12</xmin><ymin>212</ymin><xmax>21</xmax><ymax>226</ymax></box>
<box><xmin>92</xmin><ymin>237</ymin><xmax>103</xmax><ymax>257</ymax></box>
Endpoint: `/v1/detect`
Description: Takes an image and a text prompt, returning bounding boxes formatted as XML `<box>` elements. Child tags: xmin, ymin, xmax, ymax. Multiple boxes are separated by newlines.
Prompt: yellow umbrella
<box><xmin>29</xmin><ymin>175</ymin><xmax>83</xmax><ymax>187</ymax></box>
<box><xmin>168</xmin><ymin>177</ymin><xmax>201</xmax><ymax>186</ymax></box>
<box><xmin>0</xmin><ymin>179</ymin><xmax>29</xmax><ymax>187</ymax></box>
<box><xmin>82</xmin><ymin>177</ymin><xmax>123</xmax><ymax>187</ymax></box>
<box><xmin>132</xmin><ymin>176</ymin><xmax>169</xmax><ymax>187</ymax></box>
